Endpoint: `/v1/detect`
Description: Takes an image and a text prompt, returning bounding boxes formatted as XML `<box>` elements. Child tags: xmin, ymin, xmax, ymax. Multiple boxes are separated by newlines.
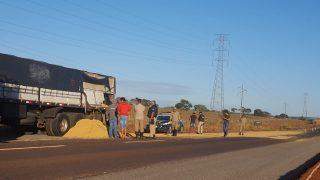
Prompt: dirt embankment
<box><xmin>125</xmin><ymin>108</ymin><xmax>312</xmax><ymax>133</ymax></box>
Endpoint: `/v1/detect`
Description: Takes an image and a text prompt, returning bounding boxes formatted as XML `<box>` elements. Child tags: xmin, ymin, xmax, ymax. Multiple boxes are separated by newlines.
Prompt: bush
<box><xmin>175</xmin><ymin>99</ymin><xmax>193</xmax><ymax>111</ymax></box>
<box><xmin>194</xmin><ymin>104</ymin><xmax>209</xmax><ymax>112</ymax></box>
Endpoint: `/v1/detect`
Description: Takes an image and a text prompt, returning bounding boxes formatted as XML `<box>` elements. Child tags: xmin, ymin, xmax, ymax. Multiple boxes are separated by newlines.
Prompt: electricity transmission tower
<box><xmin>239</xmin><ymin>84</ymin><xmax>247</xmax><ymax>111</ymax></box>
<box><xmin>210</xmin><ymin>34</ymin><xmax>229</xmax><ymax>111</ymax></box>
<box><xmin>303</xmin><ymin>93</ymin><xmax>308</xmax><ymax>118</ymax></box>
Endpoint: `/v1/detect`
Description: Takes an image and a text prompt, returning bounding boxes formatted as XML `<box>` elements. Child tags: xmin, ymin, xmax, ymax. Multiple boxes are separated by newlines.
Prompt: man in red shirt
<box><xmin>117</xmin><ymin>97</ymin><xmax>131</xmax><ymax>140</ymax></box>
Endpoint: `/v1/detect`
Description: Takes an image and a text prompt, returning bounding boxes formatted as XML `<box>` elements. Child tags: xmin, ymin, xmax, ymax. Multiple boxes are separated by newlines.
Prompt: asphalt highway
<box><xmin>93</xmin><ymin>136</ymin><xmax>320</xmax><ymax>180</ymax></box>
<box><xmin>0</xmin><ymin>137</ymin><xmax>283</xmax><ymax>179</ymax></box>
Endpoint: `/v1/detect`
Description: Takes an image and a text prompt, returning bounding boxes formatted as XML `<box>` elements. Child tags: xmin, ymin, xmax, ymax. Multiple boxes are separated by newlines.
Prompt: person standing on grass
<box><xmin>106</xmin><ymin>94</ymin><xmax>119</xmax><ymax>139</ymax></box>
<box><xmin>133</xmin><ymin>98</ymin><xmax>146</xmax><ymax>140</ymax></box>
<box><xmin>222</xmin><ymin>109</ymin><xmax>231</xmax><ymax>137</ymax></box>
<box><xmin>172</xmin><ymin>108</ymin><xmax>181</xmax><ymax>136</ymax></box>
<box><xmin>147</xmin><ymin>100</ymin><xmax>158</xmax><ymax>139</ymax></box>
<box><xmin>238</xmin><ymin>112</ymin><xmax>247</xmax><ymax>135</ymax></box>
<box><xmin>189</xmin><ymin>112</ymin><xmax>197</xmax><ymax>133</ymax></box>
<box><xmin>197</xmin><ymin>111</ymin><xmax>205</xmax><ymax>134</ymax></box>
<box><xmin>117</xmin><ymin>97</ymin><xmax>131</xmax><ymax>140</ymax></box>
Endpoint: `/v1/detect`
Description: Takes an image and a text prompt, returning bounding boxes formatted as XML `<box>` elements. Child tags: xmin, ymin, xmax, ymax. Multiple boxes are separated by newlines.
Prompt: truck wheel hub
<box><xmin>59</xmin><ymin>119</ymin><xmax>68</xmax><ymax>133</ymax></box>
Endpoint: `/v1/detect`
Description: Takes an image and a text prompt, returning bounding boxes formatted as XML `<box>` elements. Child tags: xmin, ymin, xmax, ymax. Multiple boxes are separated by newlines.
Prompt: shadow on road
<box><xmin>0</xmin><ymin>126</ymin><xmax>26</xmax><ymax>143</ymax></box>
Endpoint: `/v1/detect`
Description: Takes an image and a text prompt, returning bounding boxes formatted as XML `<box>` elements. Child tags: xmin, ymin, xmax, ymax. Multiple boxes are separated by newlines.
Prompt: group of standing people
<box><xmin>106</xmin><ymin>95</ymin><xmax>131</xmax><ymax>140</ymax></box>
<box><xmin>188</xmin><ymin>109</ymin><xmax>247</xmax><ymax>137</ymax></box>
<box><xmin>106</xmin><ymin>95</ymin><xmax>158</xmax><ymax>140</ymax></box>
<box><xmin>189</xmin><ymin>111</ymin><xmax>206</xmax><ymax>134</ymax></box>
<box><xmin>221</xmin><ymin>109</ymin><xmax>247</xmax><ymax>137</ymax></box>
<box><xmin>132</xmin><ymin>98</ymin><xmax>159</xmax><ymax>139</ymax></box>
<box><xmin>107</xmin><ymin>94</ymin><xmax>247</xmax><ymax>140</ymax></box>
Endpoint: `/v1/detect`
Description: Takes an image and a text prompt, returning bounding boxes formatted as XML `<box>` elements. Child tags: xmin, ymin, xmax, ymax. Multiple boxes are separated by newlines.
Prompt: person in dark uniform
<box><xmin>197</xmin><ymin>112</ymin><xmax>205</xmax><ymax>134</ymax></box>
<box><xmin>147</xmin><ymin>100</ymin><xmax>158</xmax><ymax>139</ymax></box>
<box><xmin>189</xmin><ymin>112</ymin><xmax>197</xmax><ymax>133</ymax></box>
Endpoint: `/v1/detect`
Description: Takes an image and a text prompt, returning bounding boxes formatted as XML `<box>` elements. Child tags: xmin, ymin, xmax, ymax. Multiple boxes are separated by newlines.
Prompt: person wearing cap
<box><xmin>106</xmin><ymin>94</ymin><xmax>119</xmax><ymax>140</ymax></box>
<box><xmin>147</xmin><ymin>100</ymin><xmax>158</xmax><ymax>139</ymax></box>
<box><xmin>221</xmin><ymin>109</ymin><xmax>231</xmax><ymax>137</ymax></box>
<box><xmin>238</xmin><ymin>112</ymin><xmax>247</xmax><ymax>135</ymax></box>
<box><xmin>133</xmin><ymin>98</ymin><xmax>146</xmax><ymax>140</ymax></box>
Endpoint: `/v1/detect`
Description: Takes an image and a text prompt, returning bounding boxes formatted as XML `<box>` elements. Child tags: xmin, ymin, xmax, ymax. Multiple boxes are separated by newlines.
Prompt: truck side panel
<box><xmin>40</xmin><ymin>88</ymin><xmax>81</xmax><ymax>106</ymax></box>
<box><xmin>0</xmin><ymin>82</ymin><xmax>82</xmax><ymax>106</ymax></box>
<box><xmin>0</xmin><ymin>82</ymin><xmax>38</xmax><ymax>101</ymax></box>
<box><xmin>83</xmin><ymin>82</ymin><xmax>105</xmax><ymax>106</ymax></box>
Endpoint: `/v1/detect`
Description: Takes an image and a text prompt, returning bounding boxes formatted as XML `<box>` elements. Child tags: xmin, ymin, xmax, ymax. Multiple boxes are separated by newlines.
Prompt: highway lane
<box><xmin>93</xmin><ymin>136</ymin><xmax>320</xmax><ymax>180</ymax></box>
<box><xmin>0</xmin><ymin>137</ymin><xmax>282</xmax><ymax>179</ymax></box>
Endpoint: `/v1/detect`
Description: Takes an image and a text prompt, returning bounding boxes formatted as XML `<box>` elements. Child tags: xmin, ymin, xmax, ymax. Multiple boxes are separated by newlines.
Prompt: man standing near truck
<box><xmin>107</xmin><ymin>94</ymin><xmax>118</xmax><ymax>139</ymax></box>
<box><xmin>133</xmin><ymin>98</ymin><xmax>145</xmax><ymax>140</ymax></box>
<box><xmin>147</xmin><ymin>100</ymin><xmax>158</xmax><ymax>139</ymax></box>
<box><xmin>117</xmin><ymin>97</ymin><xmax>131</xmax><ymax>140</ymax></box>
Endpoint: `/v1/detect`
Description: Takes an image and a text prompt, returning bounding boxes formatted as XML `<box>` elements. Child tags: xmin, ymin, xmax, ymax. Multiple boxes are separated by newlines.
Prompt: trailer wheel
<box><xmin>72</xmin><ymin>113</ymin><xmax>84</xmax><ymax>127</ymax></box>
<box><xmin>52</xmin><ymin>113</ymin><xmax>71</xmax><ymax>136</ymax></box>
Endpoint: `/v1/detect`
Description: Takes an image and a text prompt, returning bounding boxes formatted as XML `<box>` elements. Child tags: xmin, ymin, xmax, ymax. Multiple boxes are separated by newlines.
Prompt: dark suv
<box><xmin>145</xmin><ymin>113</ymin><xmax>172</xmax><ymax>133</ymax></box>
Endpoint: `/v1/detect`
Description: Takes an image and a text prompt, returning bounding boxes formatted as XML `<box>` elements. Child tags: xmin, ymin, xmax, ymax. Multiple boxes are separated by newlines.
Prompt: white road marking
<box><xmin>0</xmin><ymin>145</ymin><xmax>66</xmax><ymax>151</ymax></box>
<box><xmin>125</xmin><ymin>140</ymin><xmax>165</xmax><ymax>144</ymax></box>
<box><xmin>306</xmin><ymin>162</ymin><xmax>320</xmax><ymax>180</ymax></box>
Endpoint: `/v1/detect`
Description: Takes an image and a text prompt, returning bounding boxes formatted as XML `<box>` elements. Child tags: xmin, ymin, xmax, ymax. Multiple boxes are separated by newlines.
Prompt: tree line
<box><xmin>130</xmin><ymin>98</ymin><xmax>288</xmax><ymax>118</ymax></box>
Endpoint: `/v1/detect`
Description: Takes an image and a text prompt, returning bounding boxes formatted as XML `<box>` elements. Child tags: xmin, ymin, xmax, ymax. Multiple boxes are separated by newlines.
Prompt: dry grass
<box><xmin>126</xmin><ymin>108</ymin><xmax>312</xmax><ymax>133</ymax></box>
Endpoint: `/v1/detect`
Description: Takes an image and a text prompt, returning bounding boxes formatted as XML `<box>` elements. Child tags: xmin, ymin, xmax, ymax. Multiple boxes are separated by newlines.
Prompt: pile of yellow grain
<box><xmin>64</xmin><ymin>119</ymin><xmax>108</xmax><ymax>139</ymax></box>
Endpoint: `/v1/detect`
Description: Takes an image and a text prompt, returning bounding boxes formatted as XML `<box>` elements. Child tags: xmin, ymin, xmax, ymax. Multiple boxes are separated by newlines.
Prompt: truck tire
<box><xmin>45</xmin><ymin>118</ymin><xmax>55</xmax><ymax>136</ymax></box>
<box><xmin>51</xmin><ymin>113</ymin><xmax>71</xmax><ymax>136</ymax></box>
<box><xmin>71</xmin><ymin>113</ymin><xmax>84</xmax><ymax>127</ymax></box>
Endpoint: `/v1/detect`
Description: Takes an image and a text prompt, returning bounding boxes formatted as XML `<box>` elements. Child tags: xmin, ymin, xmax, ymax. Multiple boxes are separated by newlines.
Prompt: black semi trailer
<box><xmin>0</xmin><ymin>53</ymin><xmax>116</xmax><ymax>136</ymax></box>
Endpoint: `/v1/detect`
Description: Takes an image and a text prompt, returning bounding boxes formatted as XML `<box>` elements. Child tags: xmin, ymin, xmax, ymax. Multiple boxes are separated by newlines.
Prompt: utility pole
<box><xmin>303</xmin><ymin>93</ymin><xmax>308</xmax><ymax>118</ymax></box>
<box><xmin>210</xmin><ymin>34</ymin><xmax>229</xmax><ymax>111</ymax></box>
<box><xmin>284</xmin><ymin>102</ymin><xmax>287</xmax><ymax>115</ymax></box>
<box><xmin>239</xmin><ymin>84</ymin><xmax>247</xmax><ymax>110</ymax></box>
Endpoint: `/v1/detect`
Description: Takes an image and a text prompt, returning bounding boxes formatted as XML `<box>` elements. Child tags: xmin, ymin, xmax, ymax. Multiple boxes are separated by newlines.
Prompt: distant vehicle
<box><xmin>156</xmin><ymin>113</ymin><xmax>173</xmax><ymax>133</ymax></box>
<box><xmin>0</xmin><ymin>53</ymin><xmax>116</xmax><ymax>136</ymax></box>
<box><xmin>145</xmin><ymin>113</ymin><xmax>184</xmax><ymax>134</ymax></box>
<box><xmin>145</xmin><ymin>113</ymin><xmax>172</xmax><ymax>134</ymax></box>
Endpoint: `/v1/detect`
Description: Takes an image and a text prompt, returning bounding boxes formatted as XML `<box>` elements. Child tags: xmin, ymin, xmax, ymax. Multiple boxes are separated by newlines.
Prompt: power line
<box><xmin>230</xmin><ymin>55</ymin><xmax>287</xmax><ymax>107</ymax></box>
<box><xmin>0</xmin><ymin>42</ymin><xmax>136</xmax><ymax>80</ymax></box>
<box><xmin>0</xmin><ymin>20</ymin><xmax>207</xmax><ymax>66</ymax></box>
<box><xmin>94</xmin><ymin>0</ymin><xmax>208</xmax><ymax>42</ymax></box>
<box><xmin>23</xmin><ymin>0</ymin><xmax>203</xmax><ymax>54</ymax></box>
<box><xmin>64</xmin><ymin>0</ymin><xmax>206</xmax><ymax>44</ymax></box>
<box><xmin>0</xmin><ymin>0</ymin><xmax>204</xmax><ymax>55</ymax></box>
<box><xmin>225</xmin><ymin>56</ymin><xmax>281</xmax><ymax>111</ymax></box>
<box><xmin>0</xmin><ymin>42</ymin><xmax>81</xmax><ymax>68</ymax></box>
<box><xmin>0</xmin><ymin>28</ymin><xmax>211</xmax><ymax>67</ymax></box>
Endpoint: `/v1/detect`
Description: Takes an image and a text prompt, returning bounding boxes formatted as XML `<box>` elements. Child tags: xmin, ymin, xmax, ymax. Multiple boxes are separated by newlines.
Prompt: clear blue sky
<box><xmin>0</xmin><ymin>0</ymin><xmax>319</xmax><ymax>117</ymax></box>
